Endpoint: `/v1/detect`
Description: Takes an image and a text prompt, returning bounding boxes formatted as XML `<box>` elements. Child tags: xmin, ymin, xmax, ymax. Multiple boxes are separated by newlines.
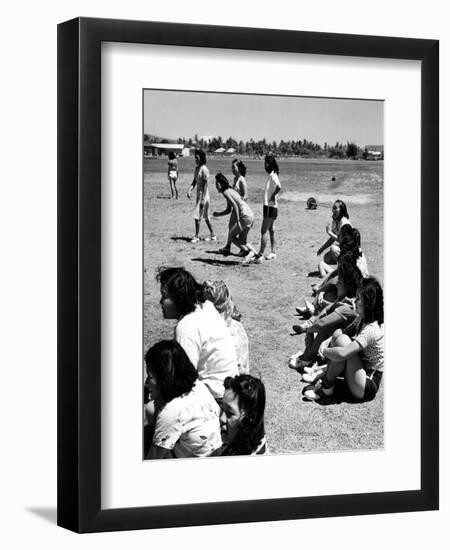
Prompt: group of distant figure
<box><xmin>167</xmin><ymin>149</ymin><xmax>281</xmax><ymax>264</ymax></box>
<box><xmin>142</xmin><ymin>152</ymin><xmax>384</xmax><ymax>460</ymax></box>
<box><xmin>289</xmin><ymin>199</ymin><xmax>384</xmax><ymax>402</ymax></box>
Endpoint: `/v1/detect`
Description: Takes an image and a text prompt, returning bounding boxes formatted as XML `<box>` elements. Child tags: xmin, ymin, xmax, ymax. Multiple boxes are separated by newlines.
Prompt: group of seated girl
<box><xmin>290</xmin><ymin>200</ymin><xmax>384</xmax><ymax>402</ymax></box>
<box><xmin>144</xmin><ymin>267</ymin><xmax>265</xmax><ymax>459</ymax></box>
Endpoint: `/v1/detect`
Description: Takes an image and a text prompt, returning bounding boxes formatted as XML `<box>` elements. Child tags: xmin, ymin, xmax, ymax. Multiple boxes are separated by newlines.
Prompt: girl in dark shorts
<box><xmin>303</xmin><ymin>277</ymin><xmax>384</xmax><ymax>402</ymax></box>
<box><xmin>244</xmin><ymin>154</ymin><xmax>281</xmax><ymax>264</ymax></box>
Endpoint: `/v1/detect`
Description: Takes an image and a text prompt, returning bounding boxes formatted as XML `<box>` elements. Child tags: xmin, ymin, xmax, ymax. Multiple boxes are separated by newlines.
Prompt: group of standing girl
<box><xmin>289</xmin><ymin>199</ymin><xmax>385</xmax><ymax>403</ymax></box>
<box><xmin>183</xmin><ymin>149</ymin><xmax>281</xmax><ymax>264</ymax></box>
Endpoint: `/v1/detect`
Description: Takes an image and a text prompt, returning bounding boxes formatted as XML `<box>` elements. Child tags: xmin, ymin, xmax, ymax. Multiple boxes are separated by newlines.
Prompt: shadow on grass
<box><xmin>170</xmin><ymin>236</ymin><xmax>193</xmax><ymax>242</ymax></box>
<box><xmin>204</xmin><ymin>249</ymin><xmax>243</xmax><ymax>257</ymax></box>
<box><xmin>191</xmin><ymin>257</ymin><xmax>241</xmax><ymax>267</ymax></box>
<box><xmin>301</xmin><ymin>379</ymin><xmax>370</xmax><ymax>405</ymax></box>
<box><xmin>155</xmin><ymin>195</ymin><xmax>173</xmax><ymax>200</ymax></box>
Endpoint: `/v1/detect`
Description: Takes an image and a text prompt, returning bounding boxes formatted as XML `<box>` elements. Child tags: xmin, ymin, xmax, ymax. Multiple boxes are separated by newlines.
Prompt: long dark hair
<box><xmin>215</xmin><ymin>172</ymin><xmax>230</xmax><ymax>192</ymax></box>
<box><xmin>232</xmin><ymin>158</ymin><xmax>247</xmax><ymax>177</ymax></box>
<box><xmin>157</xmin><ymin>267</ymin><xmax>205</xmax><ymax>317</ymax></box>
<box><xmin>145</xmin><ymin>340</ymin><xmax>198</xmax><ymax>403</ymax></box>
<box><xmin>358</xmin><ymin>277</ymin><xmax>384</xmax><ymax>325</ymax></box>
<box><xmin>220</xmin><ymin>375</ymin><xmax>266</xmax><ymax>456</ymax></box>
<box><xmin>334</xmin><ymin>199</ymin><xmax>349</xmax><ymax>220</ymax></box>
<box><xmin>264</xmin><ymin>154</ymin><xmax>279</xmax><ymax>175</ymax></box>
<box><xmin>338</xmin><ymin>262</ymin><xmax>362</xmax><ymax>298</ymax></box>
<box><xmin>195</xmin><ymin>149</ymin><xmax>206</xmax><ymax>166</ymax></box>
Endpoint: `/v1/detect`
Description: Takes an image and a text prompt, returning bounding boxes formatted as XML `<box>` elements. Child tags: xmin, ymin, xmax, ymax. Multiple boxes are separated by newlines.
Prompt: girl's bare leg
<box><xmin>205</xmin><ymin>217</ymin><xmax>215</xmax><ymax>237</ymax></box>
<box><xmin>268</xmin><ymin>222</ymin><xmax>276</xmax><ymax>253</ymax></box>
<box><xmin>194</xmin><ymin>219</ymin><xmax>200</xmax><ymax>238</ymax></box>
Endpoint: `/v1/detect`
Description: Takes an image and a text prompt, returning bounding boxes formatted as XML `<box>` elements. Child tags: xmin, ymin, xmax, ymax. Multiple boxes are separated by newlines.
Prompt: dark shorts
<box><xmin>363</xmin><ymin>370</ymin><xmax>383</xmax><ymax>401</ymax></box>
<box><xmin>263</xmin><ymin>205</ymin><xmax>278</xmax><ymax>219</ymax></box>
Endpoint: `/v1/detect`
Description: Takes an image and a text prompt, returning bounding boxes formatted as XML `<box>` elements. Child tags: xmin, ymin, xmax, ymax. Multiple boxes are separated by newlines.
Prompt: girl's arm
<box><xmin>239</xmin><ymin>177</ymin><xmax>248</xmax><ymax>201</ymax></box>
<box><xmin>317</xmin><ymin>236</ymin><xmax>335</xmax><ymax>255</ymax></box>
<box><xmin>323</xmin><ymin>340</ymin><xmax>360</xmax><ymax>361</ymax></box>
<box><xmin>213</xmin><ymin>202</ymin><xmax>232</xmax><ymax>217</ymax></box>
<box><xmin>326</xmin><ymin>222</ymin><xmax>338</xmax><ymax>240</ymax></box>
<box><xmin>187</xmin><ymin>167</ymin><xmax>198</xmax><ymax>198</ymax></box>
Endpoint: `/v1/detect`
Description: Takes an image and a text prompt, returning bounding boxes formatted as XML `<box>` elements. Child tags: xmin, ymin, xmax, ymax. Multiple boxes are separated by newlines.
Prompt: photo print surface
<box><xmin>143</xmin><ymin>89</ymin><xmax>384</xmax><ymax>459</ymax></box>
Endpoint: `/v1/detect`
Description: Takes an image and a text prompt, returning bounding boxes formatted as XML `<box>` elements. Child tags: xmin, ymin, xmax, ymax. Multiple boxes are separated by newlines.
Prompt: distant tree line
<box><xmin>143</xmin><ymin>133</ymin><xmax>382</xmax><ymax>160</ymax></box>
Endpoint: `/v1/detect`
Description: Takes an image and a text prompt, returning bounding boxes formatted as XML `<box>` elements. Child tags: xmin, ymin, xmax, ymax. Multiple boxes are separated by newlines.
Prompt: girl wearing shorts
<box><xmin>246</xmin><ymin>154</ymin><xmax>281</xmax><ymax>264</ymax></box>
<box><xmin>217</xmin><ymin>159</ymin><xmax>249</xmax><ymax>255</ymax></box>
<box><xmin>187</xmin><ymin>149</ymin><xmax>216</xmax><ymax>243</ymax></box>
<box><xmin>213</xmin><ymin>173</ymin><xmax>257</xmax><ymax>262</ymax></box>
<box><xmin>167</xmin><ymin>151</ymin><xmax>179</xmax><ymax>199</ymax></box>
<box><xmin>303</xmin><ymin>277</ymin><xmax>384</xmax><ymax>402</ymax></box>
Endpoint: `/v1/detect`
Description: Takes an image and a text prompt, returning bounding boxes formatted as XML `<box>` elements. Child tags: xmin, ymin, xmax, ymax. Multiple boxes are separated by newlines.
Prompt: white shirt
<box><xmin>263</xmin><ymin>171</ymin><xmax>281</xmax><ymax>207</ymax></box>
<box><xmin>153</xmin><ymin>381</ymin><xmax>221</xmax><ymax>458</ymax></box>
<box><xmin>175</xmin><ymin>300</ymin><xmax>238</xmax><ymax>398</ymax></box>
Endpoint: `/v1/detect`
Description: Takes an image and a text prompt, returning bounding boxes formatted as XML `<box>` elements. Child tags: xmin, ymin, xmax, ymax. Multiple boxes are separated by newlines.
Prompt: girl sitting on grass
<box><xmin>210</xmin><ymin>374</ymin><xmax>266</xmax><ymax>456</ymax></box>
<box><xmin>303</xmin><ymin>277</ymin><xmax>384</xmax><ymax>402</ymax></box>
<box><xmin>316</xmin><ymin>199</ymin><xmax>351</xmax><ymax>277</ymax></box>
<box><xmin>289</xmin><ymin>262</ymin><xmax>361</xmax><ymax>371</ymax></box>
<box><xmin>203</xmin><ymin>280</ymin><xmax>249</xmax><ymax>375</ymax></box>
<box><xmin>144</xmin><ymin>340</ymin><xmax>221</xmax><ymax>459</ymax></box>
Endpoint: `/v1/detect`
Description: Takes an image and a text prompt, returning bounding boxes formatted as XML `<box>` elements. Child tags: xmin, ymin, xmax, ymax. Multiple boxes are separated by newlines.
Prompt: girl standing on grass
<box><xmin>213</xmin><ymin>173</ymin><xmax>258</xmax><ymax>262</ymax></box>
<box><xmin>187</xmin><ymin>149</ymin><xmax>216</xmax><ymax>243</ymax></box>
<box><xmin>316</xmin><ymin>199</ymin><xmax>351</xmax><ymax>277</ymax></box>
<box><xmin>245</xmin><ymin>154</ymin><xmax>281</xmax><ymax>264</ymax></box>
<box><xmin>167</xmin><ymin>152</ymin><xmax>179</xmax><ymax>199</ymax></box>
<box><xmin>303</xmin><ymin>277</ymin><xmax>384</xmax><ymax>402</ymax></box>
<box><xmin>217</xmin><ymin>159</ymin><xmax>249</xmax><ymax>255</ymax></box>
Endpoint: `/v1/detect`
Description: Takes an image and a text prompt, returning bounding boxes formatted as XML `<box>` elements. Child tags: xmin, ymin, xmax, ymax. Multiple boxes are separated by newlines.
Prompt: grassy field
<box><xmin>143</xmin><ymin>156</ymin><xmax>384</xmax><ymax>454</ymax></box>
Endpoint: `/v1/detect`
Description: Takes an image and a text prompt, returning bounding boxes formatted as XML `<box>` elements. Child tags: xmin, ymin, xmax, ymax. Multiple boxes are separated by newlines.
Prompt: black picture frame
<box><xmin>57</xmin><ymin>17</ymin><xmax>439</xmax><ymax>533</ymax></box>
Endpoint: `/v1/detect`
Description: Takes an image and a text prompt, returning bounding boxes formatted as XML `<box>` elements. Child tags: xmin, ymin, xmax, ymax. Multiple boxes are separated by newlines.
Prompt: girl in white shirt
<box><xmin>157</xmin><ymin>267</ymin><xmax>238</xmax><ymax>400</ymax></box>
<box><xmin>245</xmin><ymin>154</ymin><xmax>281</xmax><ymax>264</ymax></box>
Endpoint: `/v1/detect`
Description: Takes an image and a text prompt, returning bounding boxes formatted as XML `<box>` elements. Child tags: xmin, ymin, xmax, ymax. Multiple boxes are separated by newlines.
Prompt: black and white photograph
<box><xmin>143</xmin><ymin>89</ymin><xmax>384</xmax><ymax>459</ymax></box>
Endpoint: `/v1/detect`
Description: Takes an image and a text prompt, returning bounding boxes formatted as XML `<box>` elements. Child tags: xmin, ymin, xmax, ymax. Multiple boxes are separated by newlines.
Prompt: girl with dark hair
<box><xmin>167</xmin><ymin>151</ymin><xmax>179</xmax><ymax>199</ymax></box>
<box><xmin>317</xmin><ymin>199</ymin><xmax>352</xmax><ymax>277</ymax></box>
<box><xmin>157</xmin><ymin>267</ymin><xmax>238</xmax><ymax>399</ymax></box>
<box><xmin>211</xmin><ymin>375</ymin><xmax>266</xmax><ymax>456</ymax></box>
<box><xmin>289</xmin><ymin>262</ymin><xmax>361</xmax><ymax>373</ymax></box>
<box><xmin>187</xmin><ymin>149</ymin><xmax>216</xmax><ymax>243</ymax></box>
<box><xmin>245</xmin><ymin>154</ymin><xmax>281</xmax><ymax>264</ymax></box>
<box><xmin>144</xmin><ymin>340</ymin><xmax>221</xmax><ymax>459</ymax></box>
<box><xmin>304</xmin><ymin>277</ymin><xmax>384</xmax><ymax>401</ymax></box>
<box><xmin>213</xmin><ymin>173</ymin><xmax>257</xmax><ymax>262</ymax></box>
<box><xmin>216</xmin><ymin>159</ymin><xmax>249</xmax><ymax>255</ymax></box>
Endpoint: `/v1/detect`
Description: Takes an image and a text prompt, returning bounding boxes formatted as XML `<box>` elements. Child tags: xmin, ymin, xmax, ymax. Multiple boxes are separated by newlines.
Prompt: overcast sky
<box><xmin>143</xmin><ymin>89</ymin><xmax>383</xmax><ymax>147</ymax></box>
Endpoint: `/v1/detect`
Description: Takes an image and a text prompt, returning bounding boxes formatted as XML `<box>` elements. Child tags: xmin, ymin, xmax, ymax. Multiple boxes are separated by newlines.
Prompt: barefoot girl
<box><xmin>213</xmin><ymin>173</ymin><xmax>257</xmax><ymax>262</ymax></box>
<box><xmin>304</xmin><ymin>277</ymin><xmax>384</xmax><ymax>401</ymax></box>
<box><xmin>246</xmin><ymin>154</ymin><xmax>281</xmax><ymax>264</ymax></box>
<box><xmin>187</xmin><ymin>149</ymin><xmax>216</xmax><ymax>243</ymax></box>
<box><xmin>217</xmin><ymin>159</ymin><xmax>248</xmax><ymax>255</ymax></box>
<box><xmin>317</xmin><ymin>199</ymin><xmax>351</xmax><ymax>277</ymax></box>
<box><xmin>167</xmin><ymin>151</ymin><xmax>179</xmax><ymax>199</ymax></box>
